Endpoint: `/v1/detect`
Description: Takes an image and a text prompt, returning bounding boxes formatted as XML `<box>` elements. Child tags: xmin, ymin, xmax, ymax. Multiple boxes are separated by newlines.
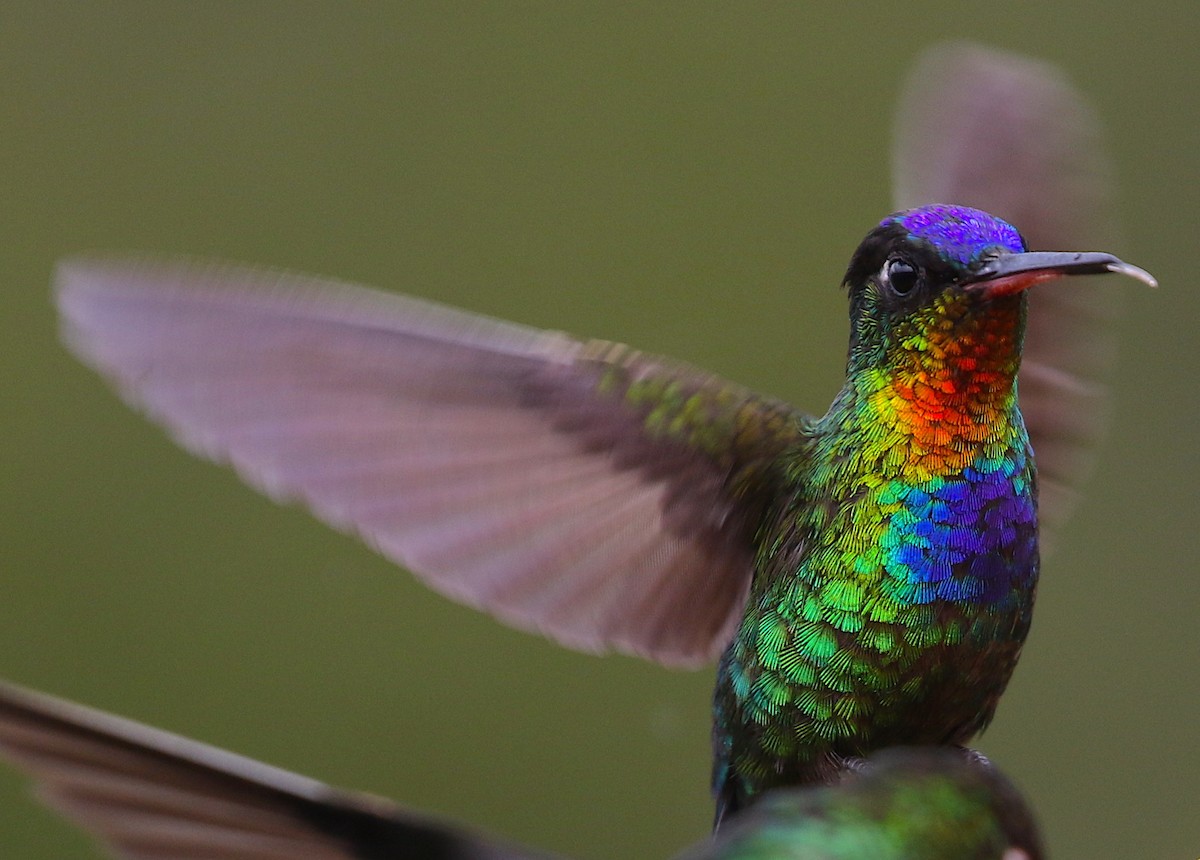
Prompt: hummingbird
<box><xmin>51</xmin><ymin>43</ymin><xmax>1155</xmax><ymax>823</ymax></box>
<box><xmin>0</xmin><ymin>678</ymin><xmax>1044</xmax><ymax>860</ymax></box>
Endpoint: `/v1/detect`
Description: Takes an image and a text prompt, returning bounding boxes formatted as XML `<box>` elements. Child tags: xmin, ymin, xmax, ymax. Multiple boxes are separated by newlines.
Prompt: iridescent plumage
<box><xmin>49</xmin><ymin>45</ymin><xmax>1155</xmax><ymax>826</ymax></box>
<box><xmin>713</xmin><ymin>205</ymin><xmax>1040</xmax><ymax>814</ymax></box>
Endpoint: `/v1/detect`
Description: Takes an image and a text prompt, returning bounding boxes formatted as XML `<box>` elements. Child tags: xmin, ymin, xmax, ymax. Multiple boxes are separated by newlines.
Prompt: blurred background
<box><xmin>1</xmin><ymin>3</ymin><xmax>1195</xmax><ymax>858</ymax></box>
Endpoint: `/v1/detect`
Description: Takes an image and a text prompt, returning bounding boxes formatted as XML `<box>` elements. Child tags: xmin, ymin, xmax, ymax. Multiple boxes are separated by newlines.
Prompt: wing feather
<box><xmin>58</xmin><ymin>261</ymin><xmax>804</xmax><ymax>666</ymax></box>
<box><xmin>0</xmin><ymin>680</ymin><xmax>552</xmax><ymax>860</ymax></box>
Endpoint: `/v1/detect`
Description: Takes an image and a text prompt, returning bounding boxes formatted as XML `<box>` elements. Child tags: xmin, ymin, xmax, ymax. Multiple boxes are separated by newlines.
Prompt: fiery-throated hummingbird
<box><xmin>51</xmin><ymin>43</ymin><xmax>1155</xmax><ymax>823</ymax></box>
<box><xmin>0</xmin><ymin>678</ymin><xmax>1044</xmax><ymax>860</ymax></box>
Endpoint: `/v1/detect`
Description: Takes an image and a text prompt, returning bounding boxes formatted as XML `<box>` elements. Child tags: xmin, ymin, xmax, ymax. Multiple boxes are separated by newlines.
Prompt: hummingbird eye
<box><xmin>883</xmin><ymin>257</ymin><xmax>919</xmax><ymax>296</ymax></box>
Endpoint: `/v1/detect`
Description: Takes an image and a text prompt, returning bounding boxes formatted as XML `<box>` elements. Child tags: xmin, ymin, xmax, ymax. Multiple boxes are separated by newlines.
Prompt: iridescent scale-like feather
<box><xmin>712</xmin><ymin>206</ymin><xmax>1040</xmax><ymax>812</ymax></box>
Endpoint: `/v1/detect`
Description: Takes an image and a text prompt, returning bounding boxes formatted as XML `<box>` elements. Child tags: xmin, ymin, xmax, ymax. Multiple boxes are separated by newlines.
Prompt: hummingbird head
<box><xmin>841</xmin><ymin>203</ymin><xmax>1154</xmax><ymax>379</ymax></box>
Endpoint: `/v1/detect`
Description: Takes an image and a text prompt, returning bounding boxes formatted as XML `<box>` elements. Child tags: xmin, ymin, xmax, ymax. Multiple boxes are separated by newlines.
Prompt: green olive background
<box><xmin>1</xmin><ymin>4</ymin><xmax>1195</xmax><ymax>859</ymax></box>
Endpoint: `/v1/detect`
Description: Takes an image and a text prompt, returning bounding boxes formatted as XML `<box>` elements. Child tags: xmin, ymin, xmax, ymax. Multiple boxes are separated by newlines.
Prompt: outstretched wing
<box><xmin>58</xmin><ymin>261</ymin><xmax>805</xmax><ymax>667</ymax></box>
<box><xmin>892</xmin><ymin>41</ymin><xmax>1123</xmax><ymax>552</ymax></box>
<box><xmin>0</xmin><ymin>680</ymin><xmax>555</xmax><ymax>860</ymax></box>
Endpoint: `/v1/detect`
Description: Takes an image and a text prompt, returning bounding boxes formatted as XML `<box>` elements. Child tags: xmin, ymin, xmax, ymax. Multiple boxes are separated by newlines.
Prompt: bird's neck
<box><xmin>836</xmin><ymin>298</ymin><xmax>1026</xmax><ymax>478</ymax></box>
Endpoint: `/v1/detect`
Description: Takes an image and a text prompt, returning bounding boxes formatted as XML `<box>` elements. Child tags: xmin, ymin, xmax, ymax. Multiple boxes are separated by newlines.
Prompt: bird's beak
<box><xmin>965</xmin><ymin>250</ymin><xmax>1157</xmax><ymax>298</ymax></box>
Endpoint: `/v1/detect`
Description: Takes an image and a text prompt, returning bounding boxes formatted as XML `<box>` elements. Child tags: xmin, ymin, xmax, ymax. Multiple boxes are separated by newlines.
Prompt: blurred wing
<box><xmin>0</xmin><ymin>680</ymin><xmax>555</xmax><ymax>860</ymax></box>
<box><xmin>893</xmin><ymin>41</ymin><xmax>1122</xmax><ymax>553</ymax></box>
<box><xmin>58</xmin><ymin>261</ymin><xmax>804</xmax><ymax>667</ymax></box>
